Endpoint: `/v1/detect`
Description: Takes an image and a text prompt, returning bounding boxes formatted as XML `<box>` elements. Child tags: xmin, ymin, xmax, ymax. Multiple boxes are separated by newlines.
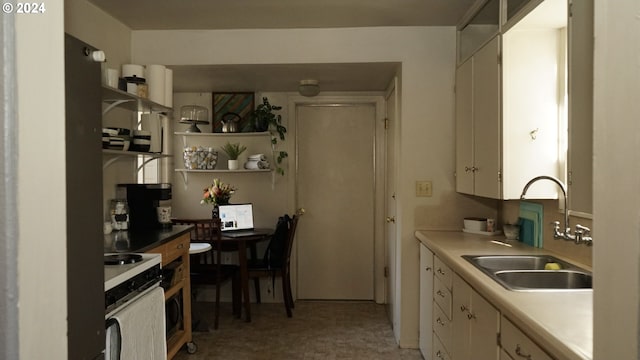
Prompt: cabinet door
<box><xmin>472</xmin><ymin>36</ymin><xmax>502</xmax><ymax>199</ymax></box>
<box><xmin>469</xmin><ymin>290</ymin><xmax>500</xmax><ymax>359</ymax></box>
<box><xmin>455</xmin><ymin>57</ymin><xmax>474</xmax><ymax>195</ymax></box>
<box><xmin>452</xmin><ymin>274</ymin><xmax>472</xmax><ymax>360</ymax></box>
<box><xmin>419</xmin><ymin>244</ymin><xmax>434</xmax><ymax>358</ymax></box>
<box><xmin>452</xmin><ymin>273</ymin><xmax>500</xmax><ymax>360</ymax></box>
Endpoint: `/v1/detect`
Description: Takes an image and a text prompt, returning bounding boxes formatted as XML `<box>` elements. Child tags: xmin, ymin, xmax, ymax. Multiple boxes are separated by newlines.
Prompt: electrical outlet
<box><xmin>416</xmin><ymin>180</ymin><xmax>433</xmax><ymax>197</ymax></box>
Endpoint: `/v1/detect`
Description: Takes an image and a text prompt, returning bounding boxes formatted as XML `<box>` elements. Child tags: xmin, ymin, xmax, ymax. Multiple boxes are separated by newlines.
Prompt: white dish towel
<box><xmin>112</xmin><ymin>286</ymin><xmax>167</xmax><ymax>360</ymax></box>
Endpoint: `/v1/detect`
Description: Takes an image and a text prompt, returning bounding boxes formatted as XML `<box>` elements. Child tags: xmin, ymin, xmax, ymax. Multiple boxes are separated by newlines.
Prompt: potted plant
<box><xmin>251</xmin><ymin>97</ymin><xmax>288</xmax><ymax>175</ymax></box>
<box><xmin>220</xmin><ymin>142</ymin><xmax>247</xmax><ymax>170</ymax></box>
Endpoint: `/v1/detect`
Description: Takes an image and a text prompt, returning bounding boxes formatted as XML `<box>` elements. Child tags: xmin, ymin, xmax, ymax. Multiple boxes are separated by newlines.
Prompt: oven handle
<box><xmin>105</xmin><ymin>318</ymin><xmax>121</xmax><ymax>360</ymax></box>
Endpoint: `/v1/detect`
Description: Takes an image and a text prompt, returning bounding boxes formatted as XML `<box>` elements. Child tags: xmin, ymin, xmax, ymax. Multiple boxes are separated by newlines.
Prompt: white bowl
<box><xmin>464</xmin><ymin>217</ymin><xmax>487</xmax><ymax>232</ymax></box>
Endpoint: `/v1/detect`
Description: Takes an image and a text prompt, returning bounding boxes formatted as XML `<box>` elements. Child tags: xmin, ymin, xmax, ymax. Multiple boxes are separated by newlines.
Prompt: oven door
<box><xmin>105</xmin><ymin>286</ymin><xmax>167</xmax><ymax>360</ymax></box>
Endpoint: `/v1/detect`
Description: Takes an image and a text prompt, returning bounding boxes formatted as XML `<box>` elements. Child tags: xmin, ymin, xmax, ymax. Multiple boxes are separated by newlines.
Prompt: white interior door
<box><xmin>385</xmin><ymin>82</ymin><xmax>398</xmax><ymax>325</ymax></box>
<box><xmin>296</xmin><ymin>103</ymin><xmax>375</xmax><ymax>300</ymax></box>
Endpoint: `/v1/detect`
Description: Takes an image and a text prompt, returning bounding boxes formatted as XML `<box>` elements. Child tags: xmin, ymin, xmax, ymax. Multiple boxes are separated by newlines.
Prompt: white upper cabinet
<box><xmin>455</xmin><ymin>36</ymin><xmax>501</xmax><ymax>199</ymax></box>
<box><xmin>455</xmin><ymin>0</ymin><xmax>568</xmax><ymax>200</ymax></box>
<box><xmin>501</xmin><ymin>0</ymin><xmax>567</xmax><ymax>199</ymax></box>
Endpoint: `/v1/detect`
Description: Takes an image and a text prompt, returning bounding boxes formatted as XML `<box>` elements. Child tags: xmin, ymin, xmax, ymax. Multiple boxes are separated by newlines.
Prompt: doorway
<box><xmin>295</xmin><ymin>101</ymin><xmax>382</xmax><ymax>300</ymax></box>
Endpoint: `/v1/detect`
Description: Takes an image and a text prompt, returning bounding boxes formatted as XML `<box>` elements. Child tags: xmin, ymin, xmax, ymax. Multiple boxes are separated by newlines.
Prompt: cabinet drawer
<box><xmin>164</xmin><ymin>235</ymin><xmax>190</xmax><ymax>264</ymax></box>
<box><xmin>433</xmin><ymin>300</ymin><xmax>452</xmax><ymax>351</ymax></box>
<box><xmin>433</xmin><ymin>277</ymin><xmax>452</xmax><ymax>318</ymax></box>
<box><xmin>433</xmin><ymin>333</ymin><xmax>452</xmax><ymax>360</ymax></box>
<box><xmin>434</xmin><ymin>256</ymin><xmax>453</xmax><ymax>289</ymax></box>
<box><xmin>501</xmin><ymin>316</ymin><xmax>553</xmax><ymax>360</ymax></box>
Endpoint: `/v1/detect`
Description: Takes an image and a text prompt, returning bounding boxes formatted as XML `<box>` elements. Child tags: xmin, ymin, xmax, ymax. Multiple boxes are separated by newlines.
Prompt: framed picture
<box><xmin>212</xmin><ymin>92</ymin><xmax>255</xmax><ymax>133</ymax></box>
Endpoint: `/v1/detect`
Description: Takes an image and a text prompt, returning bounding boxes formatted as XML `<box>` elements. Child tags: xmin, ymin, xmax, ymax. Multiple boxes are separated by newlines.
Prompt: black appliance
<box><xmin>65</xmin><ymin>33</ymin><xmax>105</xmax><ymax>359</ymax></box>
<box><xmin>117</xmin><ymin>183</ymin><xmax>172</xmax><ymax>230</ymax></box>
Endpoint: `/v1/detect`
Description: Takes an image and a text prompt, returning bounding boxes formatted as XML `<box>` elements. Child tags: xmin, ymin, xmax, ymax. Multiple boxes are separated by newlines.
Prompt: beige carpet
<box><xmin>173</xmin><ymin>301</ymin><xmax>423</xmax><ymax>360</ymax></box>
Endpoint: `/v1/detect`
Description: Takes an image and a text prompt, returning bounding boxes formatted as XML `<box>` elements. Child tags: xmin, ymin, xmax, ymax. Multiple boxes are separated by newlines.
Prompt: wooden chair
<box><xmin>248</xmin><ymin>214</ymin><xmax>299</xmax><ymax>317</ymax></box>
<box><xmin>171</xmin><ymin>218</ymin><xmax>240</xmax><ymax>329</ymax></box>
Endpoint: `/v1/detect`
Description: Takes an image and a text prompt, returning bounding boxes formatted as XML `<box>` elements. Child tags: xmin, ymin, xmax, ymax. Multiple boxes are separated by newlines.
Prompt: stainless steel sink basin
<box><xmin>494</xmin><ymin>270</ymin><xmax>592</xmax><ymax>290</ymax></box>
<box><xmin>463</xmin><ymin>255</ymin><xmax>575</xmax><ymax>271</ymax></box>
<box><xmin>463</xmin><ymin>255</ymin><xmax>592</xmax><ymax>291</ymax></box>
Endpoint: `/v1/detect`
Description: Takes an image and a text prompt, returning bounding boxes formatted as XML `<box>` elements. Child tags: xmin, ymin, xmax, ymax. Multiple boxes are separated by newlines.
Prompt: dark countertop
<box><xmin>104</xmin><ymin>225</ymin><xmax>193</xmax><ymax>253</ymax></box>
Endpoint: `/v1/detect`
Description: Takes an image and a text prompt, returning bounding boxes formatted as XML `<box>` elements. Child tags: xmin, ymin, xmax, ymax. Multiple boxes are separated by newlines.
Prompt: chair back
<box><xmin>263</xmin><ymin>214</ymin><xmax>298</xmax><ymax>269</ymax></box>
<box><xmin>171</xmin><ymin>218</ymin><xmax>223</xmax><ymax>261</ymax></box>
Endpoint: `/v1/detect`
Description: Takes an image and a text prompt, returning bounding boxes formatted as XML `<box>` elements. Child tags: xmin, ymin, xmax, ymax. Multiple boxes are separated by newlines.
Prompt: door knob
<box><xmin>386</xmin><ymin>216</ymin><xmax>396</xmax><ymax>223</ymax></box>
<box><xmin>297</xmin><ymin>208</ymin><xmax>306</xmax><ymax>216</ymax></box>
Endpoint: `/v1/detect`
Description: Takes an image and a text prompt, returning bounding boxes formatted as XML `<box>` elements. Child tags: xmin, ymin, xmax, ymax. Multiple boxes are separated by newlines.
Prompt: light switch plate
<box><xmin>416</xmin><ymin>181</ymin><xmax>432</xmax><ymax>197</ymax></box>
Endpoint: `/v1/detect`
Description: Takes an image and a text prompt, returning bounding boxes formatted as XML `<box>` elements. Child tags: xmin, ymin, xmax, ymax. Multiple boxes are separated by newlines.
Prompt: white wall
<box><xmin>593</xmin><ymin>0</ymin><xmax>640</xmax><ymax>358</ymax></box>
<box><xmin>16</xmin><ymin>6</ymin><xmax>67</xmax><ymax>360</ymax></box>
<box><xmin>131</xmin><ymin>27</ymin><xmax>497</xmax><ymax>347</ymax></box>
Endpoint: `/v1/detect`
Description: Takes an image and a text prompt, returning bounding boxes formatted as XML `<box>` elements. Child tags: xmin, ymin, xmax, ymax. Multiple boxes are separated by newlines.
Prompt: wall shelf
<box><xmin>102</xmin><ymin>85</ymin><xmax>172</xmax><ymax>115</ymax></box>
<box><xmin>102</xmin><ymin>149</ymin><xmax>171</xmax><ymax>170</ymax></box>
<box><xmin>174</xmin><ymin>168</ymin><xmax>271</xmax><ymax>186</ymax></box>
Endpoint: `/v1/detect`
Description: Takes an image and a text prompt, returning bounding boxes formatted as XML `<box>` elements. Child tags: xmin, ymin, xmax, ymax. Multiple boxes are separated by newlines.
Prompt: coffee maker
<box><xmin>116</xmin><ymin>183</ymin><xmax>172</xmax><ymax>230</ymax></box>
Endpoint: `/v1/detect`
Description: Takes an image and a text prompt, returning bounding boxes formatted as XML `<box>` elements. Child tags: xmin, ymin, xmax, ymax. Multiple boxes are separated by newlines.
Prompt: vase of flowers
<box><xmin>201</xmin><ymin>178</ymin><xmax>236</xmax><ymax>218</ymax></box>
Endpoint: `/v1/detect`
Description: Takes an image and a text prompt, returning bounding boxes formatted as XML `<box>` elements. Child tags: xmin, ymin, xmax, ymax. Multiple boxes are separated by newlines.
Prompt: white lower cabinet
<box><xmin>501</xmin><ymin>316</ymin><xmax>553</xmax><ymax>360</ymax></box>
<box><xmin>433</xmin><ymin>333</ymin><xmax>452</xmax><ymax>360</ymax></box>
<box><xmin>418</xmin><ymin>244</ymin><xmax>560</xmax><ymax>360</ymax></box>
<box><xmin>452</xmin><ymin>273</ymin><xmax>500</xmax><ymax>360</ymax></box>
<box><xmin>419</xmin><ymin>244</ymin><xmax>434</xmax><ymax>358</ymax></box>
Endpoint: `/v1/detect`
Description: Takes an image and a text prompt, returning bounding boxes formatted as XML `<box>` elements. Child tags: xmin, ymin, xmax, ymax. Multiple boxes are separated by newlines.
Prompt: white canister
<box><xmin>156</xmin><ymin>206</ymin><xmax>172</xmax><ymax>224</ymax></box>
<box><xmin>122</xmin><ymin>63</ymin><xmax>145</xmax><ymax>78</ymax></box>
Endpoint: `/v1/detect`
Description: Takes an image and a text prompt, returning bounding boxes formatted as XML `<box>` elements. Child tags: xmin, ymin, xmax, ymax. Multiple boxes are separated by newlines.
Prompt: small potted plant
<box><xmin>220</xmin><ymin>142</ymin><xmax>247</xmax><ymax>170</ymax></box>
<box><xmin>250</xmin><ymin>97</ymin><xmax>288</xmax><ymax>175</ymax></box>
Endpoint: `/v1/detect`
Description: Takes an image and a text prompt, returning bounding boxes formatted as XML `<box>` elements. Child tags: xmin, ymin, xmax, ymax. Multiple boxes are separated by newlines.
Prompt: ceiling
<box><xmin>88</xmin><ymin>0</ymin><xmax>476</xmax><ymax>93</ymax></box>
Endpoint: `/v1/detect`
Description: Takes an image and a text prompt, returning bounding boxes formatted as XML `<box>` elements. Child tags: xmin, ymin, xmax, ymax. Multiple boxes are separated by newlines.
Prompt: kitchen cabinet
<box><xmin>567</xmin><ymin>0</ymin><xmax>594</xmax><ymax>215</ymax></box>
<box><xmin>456</xmin><ymin>0</ymin><xmax>568</xmax><ymax>200</ymax></box>
<box><xmin>419</xmin><ymin>244</ymin><xmax>434</xmax><ymax>358</ymax></box>
<box><xmin>174</xmin><ymin>131</ymin><xmax>273</xmax><ymax>185</ymax></box>
<box><xmin>452</xmin><ymin>273</ymin><xmax>500</xmax><ymax>360</ymax></box>
<box><xmin>455</xmin><ymin>35</ymin><xmax>502</xmax><ymax>198</ymax></box>
<box><xmin>501</xmin><ymin>315</ymin><xmax>553</xmax><ymax>360</ymax></box>
<box><xmin>146</xmin><ymin>232</ymin><xmax>194</xmax><ymax>359</ymax></box>
<box><xmin>432</xmin><ymin>255</ymin><xmax>454</xmax><ymax>358</ymax></box>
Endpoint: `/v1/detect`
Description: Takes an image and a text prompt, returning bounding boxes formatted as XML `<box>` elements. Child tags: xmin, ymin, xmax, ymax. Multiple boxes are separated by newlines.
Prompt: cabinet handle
<box><xmin>467</xmin><ymin>311</ymin><xmax>476</xmax><ymax>320</ymax></box>
<box><xmin>437</xmin><ymin>268</ymin><xmax>446</xmax><ymax>276</ymax></box>
<box><xmin>177</xmin><ymin>243</ymin><xmax>184</xmax><ymax>249</ymax></box>
<box><xmin>436</xmin><ymin>290</ymin><xmax>446</xmax><ymax>298</ymax></box>
<box><xmin>436</xmin><ymin>317</ymin><xmax>445</xmax><ymax>326</ymax></box>
<box><xmin>460</xmin><ymin>305</ymin><xmax>467</xmax><ymax>312</ymax></box>
<box><xmin>425</xmin><ymin>266</ymin><xmax>432</xmax><ymax>272</ymax></box>
<box><xmin>435</xmin><ymin>350</ymin><xmax>445</xmax><ymax>359</ymax></box>
<box><xmin>515</xmin><ymin>344</ymin><xmax>532</xmax><ymax>359</ymax></box>
<box><xmin>465</xmin><ymin>166</ymin><xmax>472</xmax><ymax>173</ymax></box>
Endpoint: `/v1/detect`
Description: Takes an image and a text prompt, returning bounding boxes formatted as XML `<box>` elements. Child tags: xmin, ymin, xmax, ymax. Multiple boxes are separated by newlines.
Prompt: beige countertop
<box><xmin>415</xmin><ymin>230</ymin><xmax>592</xmax><ymax>360</ymax></box>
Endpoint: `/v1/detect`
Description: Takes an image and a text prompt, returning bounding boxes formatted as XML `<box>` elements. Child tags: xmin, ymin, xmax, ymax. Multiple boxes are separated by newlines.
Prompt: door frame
<box><xmin>287</xmin><ymin>95</ymin><xmax>386</xmax><ymax>303</ymax></box>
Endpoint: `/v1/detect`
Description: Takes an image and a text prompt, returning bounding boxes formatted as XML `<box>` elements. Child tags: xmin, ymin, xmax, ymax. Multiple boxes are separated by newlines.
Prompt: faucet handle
<box><xmin>575</xmin><ymin>224</ymin><xmax>591</xmax><ymax>234</ymax></box>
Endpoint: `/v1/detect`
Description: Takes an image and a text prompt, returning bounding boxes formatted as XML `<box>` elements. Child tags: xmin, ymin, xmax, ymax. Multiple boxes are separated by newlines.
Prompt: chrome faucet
<box><xmin>520</xmin><ymin>175</ymin><xmax>575</xmax><ymax>242</ymax></box>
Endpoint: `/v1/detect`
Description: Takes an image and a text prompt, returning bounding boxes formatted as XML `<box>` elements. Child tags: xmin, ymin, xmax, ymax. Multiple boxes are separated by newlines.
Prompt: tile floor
<box><xmin>173</xmin><ymin>301</ymin><xmax>423</xmax><ymax>360</ymax></box>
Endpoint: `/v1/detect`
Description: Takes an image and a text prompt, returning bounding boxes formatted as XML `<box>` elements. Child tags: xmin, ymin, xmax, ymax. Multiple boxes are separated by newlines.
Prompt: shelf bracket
<box><xmin>177</xmin><ymin>171</ymin><xmax>189</xmax><ymax>189</ymax></box>
<box><xmin>103</xmin><ymin>99</ymin><xmax>135</xmax><ymax>116</ymax></box>
<box><xmin>103</xmin><ymin>156</ymin><xmax>122</xmax><ymax>170</ymax></box>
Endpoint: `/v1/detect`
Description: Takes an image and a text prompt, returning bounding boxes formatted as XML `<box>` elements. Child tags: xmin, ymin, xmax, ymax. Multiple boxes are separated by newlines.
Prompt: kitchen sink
<box><xmin>463</xmin><ymin>255</ymin><xmax>592</xmax><ymax>291</ymax></box>
<box><xmin>463</xmin><ymin>255</ymin><xmax>576</xmax><ymax>271</ymax></box>
<box><xmin>494</xmin><ymin>270</ymin><xmax>592</xmax><ymax>290</ymax></box>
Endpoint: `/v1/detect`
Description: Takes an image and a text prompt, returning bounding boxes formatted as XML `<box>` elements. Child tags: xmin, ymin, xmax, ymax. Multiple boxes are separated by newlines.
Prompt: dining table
<box><xmin>218</xmin><ymin>229</ymin><xmax>273</xmax><ymax>322</ymax></box>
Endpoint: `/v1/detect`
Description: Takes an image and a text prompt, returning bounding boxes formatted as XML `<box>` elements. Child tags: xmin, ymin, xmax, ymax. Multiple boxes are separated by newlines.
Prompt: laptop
<box><xmin>218</xmin><ymin>203</ymin><xmax>265</xmax><ymax>237</ymax></box>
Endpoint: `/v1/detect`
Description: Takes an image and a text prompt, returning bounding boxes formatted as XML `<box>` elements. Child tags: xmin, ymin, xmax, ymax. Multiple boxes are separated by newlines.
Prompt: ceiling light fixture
<box><xmin>298</xmin><ymin>79</ymin><xmax>320</xmax><ymax>97</ymax></box>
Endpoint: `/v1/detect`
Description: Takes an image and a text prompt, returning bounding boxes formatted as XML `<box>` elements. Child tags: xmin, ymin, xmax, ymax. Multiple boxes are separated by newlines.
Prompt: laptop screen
<box><xmin>218</xmin><ymin>204</ymin><xmax>255</xmax><ymax>231</ymax></box>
